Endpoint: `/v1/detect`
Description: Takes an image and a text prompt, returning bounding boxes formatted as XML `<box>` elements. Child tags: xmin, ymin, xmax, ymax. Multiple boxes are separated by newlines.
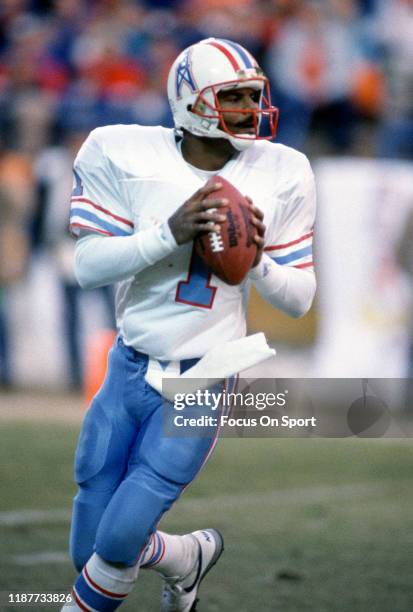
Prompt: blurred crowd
<box><xmin>0</xmin><ymin>0</ymin><xmax>412</xmax><ymax>390</ymax></box>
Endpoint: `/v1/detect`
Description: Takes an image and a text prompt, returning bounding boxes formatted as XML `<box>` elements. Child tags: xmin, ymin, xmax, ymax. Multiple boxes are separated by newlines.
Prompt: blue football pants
<box><xmin>70</xmin><ymin>337</ymin><xmax>222</xmax><ymax>571</ymax></box>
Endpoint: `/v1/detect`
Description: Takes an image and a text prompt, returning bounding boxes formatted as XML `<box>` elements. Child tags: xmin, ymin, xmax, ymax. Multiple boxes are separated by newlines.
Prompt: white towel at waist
<box><xmin>145</xmin><ymin>332</ymin><xmax>276</xmax><ymax>402</ymax></box>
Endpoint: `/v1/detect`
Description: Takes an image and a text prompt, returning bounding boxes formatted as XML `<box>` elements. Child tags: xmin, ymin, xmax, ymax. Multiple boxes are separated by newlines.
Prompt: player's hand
<box><xmin>246</xmin><ymin>196</ymin><xmax>265</xmax><ymax>267</ymax></box>
<box><xmin>168</xmin><ymin>182</ymin><xmax>228</xmax><ymax>245</ymax></box>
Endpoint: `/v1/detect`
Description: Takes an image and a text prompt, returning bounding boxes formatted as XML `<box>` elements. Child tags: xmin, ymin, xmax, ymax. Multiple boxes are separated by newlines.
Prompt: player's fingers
<box><xmin>196</xmin><ymin>182</ymin><xmax>223</xmax><ymax>199</ymax></box>
<box><xmin>198</xmin><ymin>198</ymin><xmax>228</xmax><ymax>211</ymax></box>
<box><xmin>253</xmin><ymin>234</ymin><xmax>265</xmax><ymax>248</ymax></box>
<box><xmin>249</xmin><ymin>203</ymin><xmax>264</xmax><ymax>221</ymax></box>
<box><xmin>184</xmin><ymin>183</ymin><xmax>222</xmax><ymax>208</ymax></box>
<box><xmin>196</xmin><ymin>210</ymin><xmax>226</xmax><ymax>223</ymax></box>
<box><xmin>251</xmin><ymin>217</ymin><xmax>266</xmax><ymax>236</ymax></box>
<box><xmin>195</xmin><ymin>221</ymin><xmax>222</xmax><ymax>233</ymax></box>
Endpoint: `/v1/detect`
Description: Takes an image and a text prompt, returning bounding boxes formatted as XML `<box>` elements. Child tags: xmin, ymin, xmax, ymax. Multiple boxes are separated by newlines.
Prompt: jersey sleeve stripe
<box><xmin>294</xmin><ymin>261</ymin><xmax>314</xmax><ymax>269</ymax></box>
<box><xmin>71</xmin><ymin>197</ymin><xmax>134</xmax><ymax>228</ymax></box>
<box><xmin>264</xmin><ymin>231</ymin><xmax>314</xmax><ymax>251</ymax></box>
<box><xmin>70</xmin><ymin>209</ymin><xmax>131</xmax><ymax>236</ymax></box>
<box><xmin>70</xmin><ymin>222</ymin><xmax>113</xmax><ymax>236</ymax></box>
<box><xmin>270</xmin><ymin>245</ymin><xmax>312</xmax><ymax>265</ymax></box>
<box><xmin>70</xmin><ymin>201</ymin><xmax>133</xmax><ymax>234</ymax></box>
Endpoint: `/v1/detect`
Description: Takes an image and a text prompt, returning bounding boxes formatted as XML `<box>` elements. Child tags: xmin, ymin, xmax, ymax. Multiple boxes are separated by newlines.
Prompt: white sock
<box><xmin>140</xmin><ymin>530</ymin><xmax>198</xmax><ymax>578</ymax></box>
<box><xmin>61</xmin><ymin>552</ymin><xmax>139</xmax><ymax>610</ymax></box>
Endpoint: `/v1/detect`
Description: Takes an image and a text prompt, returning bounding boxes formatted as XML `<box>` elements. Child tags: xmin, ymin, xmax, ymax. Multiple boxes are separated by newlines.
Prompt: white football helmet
<box><xmin>167</xmin><ymin>38</ymin><xmax>279</xmax><ymax>151</ymax></box>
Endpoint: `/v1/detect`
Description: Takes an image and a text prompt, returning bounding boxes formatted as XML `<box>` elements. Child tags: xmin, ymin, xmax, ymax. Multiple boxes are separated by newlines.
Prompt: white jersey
<box><xmin>69</xmin><ymin>125</ymin><xmax>315</xmax><ymax>360</ymax></box>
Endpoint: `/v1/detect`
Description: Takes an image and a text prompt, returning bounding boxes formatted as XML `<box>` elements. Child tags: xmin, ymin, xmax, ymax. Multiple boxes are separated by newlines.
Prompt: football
<box><xmin>195</xmin><ymin>176</ymin><xmax>257</xmax><ymax>285</ymax></box>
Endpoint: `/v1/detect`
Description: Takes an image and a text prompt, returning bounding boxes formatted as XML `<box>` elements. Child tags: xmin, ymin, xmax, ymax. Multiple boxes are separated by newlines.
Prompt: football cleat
<box><xmin>160</xmin><ymin>529</ymin><xmax>224</xmax><ymax>612</ymax></box>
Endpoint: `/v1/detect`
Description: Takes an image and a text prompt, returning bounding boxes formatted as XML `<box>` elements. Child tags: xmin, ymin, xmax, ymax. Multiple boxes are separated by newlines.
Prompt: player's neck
<box><xmin>180</xmin><ymin>132</ymin><xmax>237</xmax><ymax>171</ymax></box>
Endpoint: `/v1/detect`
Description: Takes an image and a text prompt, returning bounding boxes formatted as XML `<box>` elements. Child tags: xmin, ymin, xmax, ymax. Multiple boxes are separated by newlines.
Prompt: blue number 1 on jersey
<box><xmin>175</xmin><ymin>246</ymin><xmax>217</xmax><ymax>309</ymax></box>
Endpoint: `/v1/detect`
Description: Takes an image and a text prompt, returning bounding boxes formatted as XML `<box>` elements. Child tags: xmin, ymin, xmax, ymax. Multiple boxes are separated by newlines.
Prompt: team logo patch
<box><xmin>175</xmin><ymin>50</ymin><xmax>197</xmax><ymax>98</ymax></box>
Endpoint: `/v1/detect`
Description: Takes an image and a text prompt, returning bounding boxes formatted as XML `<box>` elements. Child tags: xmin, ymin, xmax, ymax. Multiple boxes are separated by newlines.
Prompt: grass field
<box><xmin>1</xmin><ymin>415</ymin><xmax>413</xmax><ymax>611</ymax></box>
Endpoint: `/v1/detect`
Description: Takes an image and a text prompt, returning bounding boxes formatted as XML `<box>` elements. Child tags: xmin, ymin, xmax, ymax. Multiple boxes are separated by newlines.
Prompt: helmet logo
<box><xmin>175</xmin><ymin>50</ymin><xmax>197</xmax><ymax>99</ymax></box>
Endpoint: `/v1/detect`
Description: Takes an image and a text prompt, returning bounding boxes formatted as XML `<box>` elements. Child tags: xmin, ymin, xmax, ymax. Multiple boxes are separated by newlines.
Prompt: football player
<box><xmin>63</xmin><ymin>38</ymin><xmax>316</xmax><ymax>611</ymax></box>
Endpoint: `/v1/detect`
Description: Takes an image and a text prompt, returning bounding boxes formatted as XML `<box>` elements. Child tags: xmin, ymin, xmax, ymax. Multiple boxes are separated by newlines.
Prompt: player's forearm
<box><xmin>74</xmin><ymin>223</ymin><xmax>178</xmax><ymax>289</ymax></box>
<box><xmin>248</xmin><ymin>254</ymin><xmax>316</xmax><ymax>318</ymax></box>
